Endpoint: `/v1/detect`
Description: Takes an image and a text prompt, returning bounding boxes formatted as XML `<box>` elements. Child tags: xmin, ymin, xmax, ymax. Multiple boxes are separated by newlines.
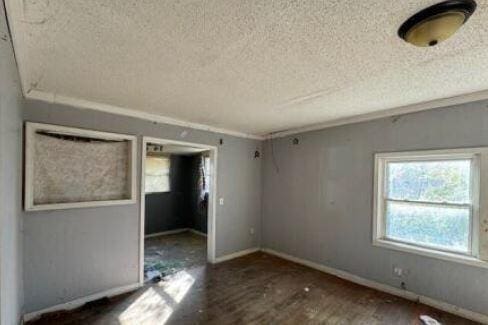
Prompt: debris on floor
<box><xmin>420</xmin><ymin>315</ymin><xmax>441</xmax><ymax>325</ymax></box>
<box><xmin>145</xmin><ymin>270</ymin><xmax>162</xmax><ymax>282</ymax></box>
<box><xmin>144</xmin><ymin>232</ymin><xmax>207</xmax><ymax>282</ymax></box>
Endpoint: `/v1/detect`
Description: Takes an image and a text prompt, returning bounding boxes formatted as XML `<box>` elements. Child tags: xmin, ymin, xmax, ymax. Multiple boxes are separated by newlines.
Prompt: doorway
<box><xmin>139</xmin><ymin>137</ymin><xmax>217</xmax><ymax>284</ymax></box>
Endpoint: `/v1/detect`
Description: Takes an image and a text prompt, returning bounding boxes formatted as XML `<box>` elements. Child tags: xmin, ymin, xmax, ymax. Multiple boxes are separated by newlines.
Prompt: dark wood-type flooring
<box><xmin>28</xmin><ymin>233</ymin><xmax>479</xmax><ymax>324</ymax></box>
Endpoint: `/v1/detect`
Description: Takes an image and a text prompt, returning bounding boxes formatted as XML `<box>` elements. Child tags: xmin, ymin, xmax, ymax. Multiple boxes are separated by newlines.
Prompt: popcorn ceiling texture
<box><xmin>33</xmin><ymin>133</ymin><xmax>130</xmax><ymax>204</ymax></box>
<box><xmin>6</xmin><ymin>0</ymin><xmax>488</xmax><ymax>135</ymax></box>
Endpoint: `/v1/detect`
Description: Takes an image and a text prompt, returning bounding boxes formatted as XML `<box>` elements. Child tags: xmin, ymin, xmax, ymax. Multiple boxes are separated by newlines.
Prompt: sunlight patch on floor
<box><xmin>118</xmin><ymin>271</ymin><xmax>195</xmax><ymax>324</ymax></box>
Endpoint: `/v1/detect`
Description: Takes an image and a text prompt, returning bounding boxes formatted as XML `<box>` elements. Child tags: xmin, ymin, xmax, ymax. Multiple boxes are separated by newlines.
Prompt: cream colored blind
<box><xmin>145</xmin><ymin>156</ymin><xmax>170</xmax><ymax>193</ymax></box>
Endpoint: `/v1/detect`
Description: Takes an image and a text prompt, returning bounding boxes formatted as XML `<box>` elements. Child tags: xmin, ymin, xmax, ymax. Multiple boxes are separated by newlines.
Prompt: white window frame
<box><xmin>373</xmin><ymin>148</ymin><xmax>488</xmax><ymax>268</ymax></box>
<box><xmin>24</xmin><ymin>122</ymin><xmax>137</xmax><ymax>211</ymax></box>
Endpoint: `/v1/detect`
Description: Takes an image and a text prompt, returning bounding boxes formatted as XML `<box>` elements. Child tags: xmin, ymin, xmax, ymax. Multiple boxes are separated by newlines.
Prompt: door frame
<box><xmin>139</xmin><ymin>136</ymin><xmax>218</xmax><ymax>285</ymax></box>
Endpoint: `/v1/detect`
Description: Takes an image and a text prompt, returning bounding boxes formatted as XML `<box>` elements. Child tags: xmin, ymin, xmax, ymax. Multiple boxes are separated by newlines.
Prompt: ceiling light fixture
<box><xmin>398</xmin><ymin>0</ymin><xmax>476</xmax><ymax>47</ymax></box>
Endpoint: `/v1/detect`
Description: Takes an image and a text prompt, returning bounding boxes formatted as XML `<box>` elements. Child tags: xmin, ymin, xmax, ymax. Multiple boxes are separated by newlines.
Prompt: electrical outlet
<box><xmin>219</xmin><ymin>198</ymin><xmax>224</xmax><ymax>205</ymax></box>
<box><xmin>249</xmin><ymin>227</ymin><xmax>255</xmax><ymax>235</ymax></box>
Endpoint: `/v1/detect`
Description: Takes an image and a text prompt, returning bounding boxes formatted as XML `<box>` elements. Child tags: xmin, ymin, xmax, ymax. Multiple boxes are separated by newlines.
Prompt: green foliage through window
<box><xmin>384</xmin><ymin>159</ymin><xmax>472</xmax><ymax>253</ymax></box>
<box><xmin>387</xmin><ymin>160</ymin><xmax>470</xmax><ymax>204</ymax></box>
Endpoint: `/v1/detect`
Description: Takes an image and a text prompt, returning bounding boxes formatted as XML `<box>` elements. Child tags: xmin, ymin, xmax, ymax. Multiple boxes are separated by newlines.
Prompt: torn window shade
<box><xmin>36</xmin><ymin>130</ymin><xmax>126</xmax><ymax>143</ymax></box>
<box><xmin>145</xmin><ymin>156</ymin><xmax>171</xmax><ymax>193</ymax></box>
<box><xmin>199</xmin><ymin>155</ymin><xmax>211</xmax><ymax>199</ymax></box>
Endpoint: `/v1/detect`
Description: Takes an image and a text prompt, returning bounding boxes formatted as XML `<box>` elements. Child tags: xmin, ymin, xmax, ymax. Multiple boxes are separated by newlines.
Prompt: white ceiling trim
<box><xmin>27</xmin><ymin>88</ymin><xmax>488</xmax><ymax>142</ymax></box>
<box><xmin>4</xmin><ymin>2</ymin><xmax>265</xmax><ymax>140</ymax></box>
<box><xmin>267</xmin><ymin>89</ymin><xmax>488</xmax><ymax>139</ymax></box>
<box><xmin>26</xmin><ymin>90</ymin><xmax>265</xmax><ymax>140</ymax></box>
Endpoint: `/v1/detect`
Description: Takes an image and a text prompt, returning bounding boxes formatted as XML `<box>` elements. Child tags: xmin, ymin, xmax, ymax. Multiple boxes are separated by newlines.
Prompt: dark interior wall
<box><xmin>145</xmin><ymin>155</ymin><xmax>192</xmax><ymax>235</ymax></box>
<box><xmin>145</xmin><ymin>154</ymin><xmax>208</xmax><ymax>235</ymax></box>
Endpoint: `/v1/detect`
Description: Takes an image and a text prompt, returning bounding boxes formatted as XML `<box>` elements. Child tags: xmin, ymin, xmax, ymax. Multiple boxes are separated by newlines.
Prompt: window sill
<box><xmin>373</xmin><ymin>239</ymin><xmax>488</xmax><ymax>269</ymax></box>
<box><xmin>145</xmin><ymin>191</ymin><xmax>171</xmax><ymax>194</ymax></box>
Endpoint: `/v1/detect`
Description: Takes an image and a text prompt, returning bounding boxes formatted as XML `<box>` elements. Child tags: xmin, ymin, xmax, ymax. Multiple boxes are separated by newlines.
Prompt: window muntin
<box><xmin>145</xmin><ymin>156</ymin><xmax>170</xmax><ymax>193</ymax></box>
<box><xmin>376</xmin><ymin>152</ymin><xmax>479</xmax><ymax>257</ymax></box>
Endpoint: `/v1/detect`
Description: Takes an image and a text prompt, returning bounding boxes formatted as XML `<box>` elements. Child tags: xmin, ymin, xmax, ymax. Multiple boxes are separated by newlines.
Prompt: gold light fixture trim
<box><xmin>398</xmin><ymin>0</ymin><xmax>476</xmax><ymax>47</ymax></box>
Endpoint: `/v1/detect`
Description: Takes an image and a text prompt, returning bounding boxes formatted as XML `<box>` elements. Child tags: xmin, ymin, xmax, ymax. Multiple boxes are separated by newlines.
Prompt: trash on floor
<box><xmin>145</xmin><ymin>270</ymin><xmax>162</xmax><ymax>282</ymax></box>
<box><xmin>420</xmin><ymin>315</ymin><xmax>441</xmax><ymax>325</ymax></box>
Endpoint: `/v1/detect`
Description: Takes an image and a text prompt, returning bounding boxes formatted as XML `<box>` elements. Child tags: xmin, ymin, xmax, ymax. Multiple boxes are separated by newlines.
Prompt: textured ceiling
<box><xmin>6</xmin><ymin>0</ymin><xmax>488</xmax><ymax>136</ymax></box>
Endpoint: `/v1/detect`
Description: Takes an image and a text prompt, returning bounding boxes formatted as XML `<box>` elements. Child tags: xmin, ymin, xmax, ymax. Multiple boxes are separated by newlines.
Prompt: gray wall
<box><xmin>0</xmin><ymin>3</ymin><xmax>23</xmax><ymax>324</ymax></box>
<box><xmin>23</xmin><ymin>100</ymin><xmax>262</xmax><ymax>313</ymax></box>
<box><xmin>145</xmin><ymin>155</ymin><xmax>193</xmax><ymax>235</ymax></box>
<box><xmin>262</xmin><ymin>101</ymin><xmax>488</xmax><ymax>316</ymax></box>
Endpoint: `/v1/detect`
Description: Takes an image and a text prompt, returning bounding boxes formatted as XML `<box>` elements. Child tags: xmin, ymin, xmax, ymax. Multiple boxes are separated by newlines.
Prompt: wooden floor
<box><xmin>28</xmin><ymin>237</ymin><xmax>478</xmax><ymax>324</ymax></box>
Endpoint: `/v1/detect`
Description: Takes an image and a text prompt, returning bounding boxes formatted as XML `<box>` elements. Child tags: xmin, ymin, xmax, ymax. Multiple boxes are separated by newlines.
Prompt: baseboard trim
<box><xmin>262</xmin><ymin>248</ymin><xmax>488</xmax><ymax>324</ymax></box>
<box><xmin>23</xmin><ymin>283</ymin><xmax>141</xmax><ymax>322</ymax></box>
<box><xmin>144</xmin><ymin>228</ymin><xmax>189</xmax><ymax>238</ymax></box>
<box><xmin>189</xmin><ymin>229</ymin><xmax>207</xmax><ymax>237</ymax></box>
<box><xmin>214</xmin><ymin>247</ymin><xmax>261</xmax><ymax>263</ymax></box>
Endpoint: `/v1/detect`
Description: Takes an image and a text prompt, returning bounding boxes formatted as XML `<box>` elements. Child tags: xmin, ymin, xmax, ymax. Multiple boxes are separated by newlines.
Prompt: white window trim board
<box><xmin>24</xmin><ymin>122</ymin><xmax>138</xmax><ymax>211</ymax></box>
<box><xmin>372</xmin><ymin>147</ymin><xmax>488</xmax><ymax>268</ymax></box>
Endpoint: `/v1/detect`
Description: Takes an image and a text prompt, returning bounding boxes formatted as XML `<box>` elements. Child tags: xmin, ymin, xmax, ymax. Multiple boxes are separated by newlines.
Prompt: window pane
<box><xmin>145</xmin><ymin>157</ymin><xmax>170</xmax><ymax>176</ymax></box>
<box><xmin>145</xmin><ymin>156</ymin><xmax>170</xmax><ymax>193</ymax></box>
<box><xmin>387</xmin><ymin>159</ymin><xmax>471</xmax><ymax>203</ymax></box>
<box><xmin>385</xmin><ymin>201</ymin><xmax>470</xmax><ymax>253</ymax></box>
<box><xmin>145</xmin><ymin>175</ymin><xmax>170</xmax><ymax>193</ymax></box>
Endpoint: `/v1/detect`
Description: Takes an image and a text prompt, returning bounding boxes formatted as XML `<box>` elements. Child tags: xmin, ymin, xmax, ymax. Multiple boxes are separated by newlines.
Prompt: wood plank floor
<box><xmin>28</xmin><ymin>245</ymin><xmax>479</xmax><ymax>324</ymax></box>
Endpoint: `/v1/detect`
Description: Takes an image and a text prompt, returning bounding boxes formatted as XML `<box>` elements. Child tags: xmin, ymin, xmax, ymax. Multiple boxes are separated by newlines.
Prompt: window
<box><xmin>373</xmin><ymin>148</ymin><xmax>487</xmax><ymax>262</ymax></box>
<box><xmin>145</xmin><ymin>156</ymin><xmax>170</xmax><ymax>193</ymax></box>
<box><xmin>202</xmin><ymin>156</ymin><xmax>211</xmax><ymax>195</ymax></box>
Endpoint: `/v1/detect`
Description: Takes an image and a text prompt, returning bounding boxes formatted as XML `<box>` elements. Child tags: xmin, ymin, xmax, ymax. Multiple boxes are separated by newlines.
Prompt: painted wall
<box><xmin>262</xmin><ymin>101</ymin><xmax>488</xmax><ymax>316</ymax></box>
<box><xmin>23</xmin><ymin>100</ymin><xmax>262</xmax><ymax>313</ymax></box>
<box><xmin>0</xmin><ymin>3</ymin><xmax>23</xmax><ymax>324</ymax></box>
<box><xmin>145</xmin><ymin>155</ymin><xmax>193</xmax><ymax>235</ymax></box>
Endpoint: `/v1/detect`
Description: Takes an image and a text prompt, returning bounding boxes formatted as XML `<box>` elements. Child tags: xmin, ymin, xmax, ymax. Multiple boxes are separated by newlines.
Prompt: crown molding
<box><xmin>6</xmin><ymin>0</ymin><xmax>488</xmax><ymax>143</ymax></box>
<box><xmin>266</xmin><ymin>89</ymin><xmax>488</xmax><ymax>139</ymax></box>
<box><xmin>26</xmin><ymin>90</ymin><xmax>265</xmax><ymax>140</ymax></box>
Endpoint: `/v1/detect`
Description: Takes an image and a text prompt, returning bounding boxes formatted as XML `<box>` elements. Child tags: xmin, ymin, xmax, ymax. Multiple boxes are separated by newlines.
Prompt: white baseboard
<box><xmin>144</xmin><ymin>228</ymin><xmax>189</xmax><ymax>238</ymax></box>
<box><xmin>23</xmin><ymin>283</ymin><xmax>141</xmax><ymax>322</ymax></box>
<box><xmin>189</xmin><ymin>228</ymin><xmax>207</xmax><ymax>237</ymax></box>
<box><xmin>262</xmin><ymin>248</ymin><xmax>488</xmax><ymax>324</ymax></box>
<box><xmin>23</xmin><ymin>247</ymin><xmax>486</xmax><ymax>323</ymax></box>
<box><xmin>214</xmin><ymin>247</ymin><xmax>261</xmax><ymax>263</ymax></box>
